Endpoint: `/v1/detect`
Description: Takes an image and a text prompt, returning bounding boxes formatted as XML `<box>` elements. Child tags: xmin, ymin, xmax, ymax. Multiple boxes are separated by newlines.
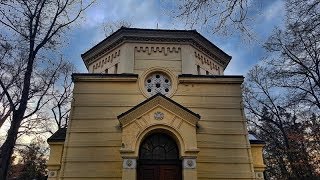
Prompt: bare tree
<box><xmin>103</xmin><ymin>19</ymin><xmax>132</xmax><ymax>36</ymax></box>
<box><xmin>0</xmin><ymin>42</ymin><xmax>14</xmax><ymax>127</ymax></box>
<box><xmin>264</xmin><ymin>0</ymin><xmax>320</xmax><ymax>111</ymax></box>
<box><xmin>0</xmin><ymin>0</ymin><xmax>94</xmax><ymax>179</ymax></box>
<box><xmin>166</xmin><ymin>0</ymin><xmax>252</xmax><ymax>37</ymax></box>
<box><xmin>243</xmin><ymin>65</ymin><xmax>317</xmax><ymax>179</ymax></box>
<box><xmin>244</xmin><ymin>1</ymin><xmax>320</xmax><ymax>178</ymax></box>
<box><xmin>0</xmin><ymin>56</ymin><xmax>74</xmax><ymax>135</ymax></box>
<box><xmin>49</xmin><ymin>63</ymin><xmax>75</xmax><ymax>130</ymax></box>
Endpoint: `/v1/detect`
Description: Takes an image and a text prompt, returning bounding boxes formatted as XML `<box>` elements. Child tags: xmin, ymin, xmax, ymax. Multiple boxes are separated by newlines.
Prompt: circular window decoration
<box><xmin>145</xmin><ymin>72</ymin><xmax>172</xmax><ymax>96</ymax></box>
<box><xmin>139</xmin><ymin>67</ymin><xmax>177</xmax><ymax>98</ymax></box>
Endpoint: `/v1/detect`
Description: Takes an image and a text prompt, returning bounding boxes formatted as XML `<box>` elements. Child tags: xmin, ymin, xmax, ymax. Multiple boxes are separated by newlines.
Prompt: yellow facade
<box><xmin>47</xmin><ymin>28</ymin><xmax>265</xmax><ymax>180</ymax></box>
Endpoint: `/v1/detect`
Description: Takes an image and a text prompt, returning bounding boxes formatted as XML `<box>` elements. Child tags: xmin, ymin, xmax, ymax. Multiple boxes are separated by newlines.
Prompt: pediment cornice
<box><xmin>118</xmin><ymin>94</ymin><xmax>200</xmax><ymax>127</ymax></box>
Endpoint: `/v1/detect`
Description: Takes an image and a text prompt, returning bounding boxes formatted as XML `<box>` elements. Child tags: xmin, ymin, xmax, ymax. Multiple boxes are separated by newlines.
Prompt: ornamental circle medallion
<box><xmin>144</xmin><ymin>72</ymin><xmax>172</xmax><ymax>96</ymax></box>
<box><xmin>187</xmin><ymin>160</ymin><xmax>194</xmax><ymax>167</ymax></box>
<box><xmin>126</xmin><ymin>159</ymin><xmax>133</xmax><ymax>167</ymax></box>
<box><xmin>154</xmin><ymin>112</ymin><xmax>164</xmax><ymax>120</ymax></box>
<box><xmin>49</xmin><ymin>171</ymin><xmax>56</xmax><ymax>177</ymax></box>
<box><xmin>183</xmin><ymin>159</ymin><xmax>196</xmax><ymax>169</ymax></box>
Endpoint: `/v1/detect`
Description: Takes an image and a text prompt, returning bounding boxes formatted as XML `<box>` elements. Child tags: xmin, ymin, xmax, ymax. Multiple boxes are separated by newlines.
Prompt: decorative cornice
<box><xmin>135</xmin><ymin>45</ymin><xmax>180</xmax><ymax>56</ymax></box>
<box><xmin>178</xmin><ymin>74</ymin><xmax>244</xmax><ymax>84</ymax></box>
<box><xmin>92</xmin><ymin>49</ymin><xmax>120</xmax><ymax>70</ymax></box>
<box><xmin>81</xmin><ymin>28</ymin><xmax>232</xmax><ymax>69</ymax></box>
<box><xmin>71</xmin><ymin>73</ymin><xmax>138</xmax><ymax>82</ymax></box>
<box><xmin>195</xmin><ymin>51</ymin><xmax>222</xmax><ymax>70</ymax></box>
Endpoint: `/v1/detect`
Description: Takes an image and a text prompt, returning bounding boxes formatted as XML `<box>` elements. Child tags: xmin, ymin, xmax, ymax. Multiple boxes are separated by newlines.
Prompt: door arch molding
<box><xmin>135</xmin><ymin>125</ymin><xmax>185</xmax><ymax>158</ymax></box>
<box><xmin>118</xmin><ymin>94</ymin><xmax>200</xmax><ymax>180</ymax></box>
<box><xmin>139</xmin><ymin>132</ymin><xmax>180</xmax><ymax>161</ymax></box>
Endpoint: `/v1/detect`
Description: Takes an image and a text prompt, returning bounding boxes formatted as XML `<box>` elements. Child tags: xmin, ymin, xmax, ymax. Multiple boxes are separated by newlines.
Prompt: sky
<box><xmin>63</xmin><ymin>0</ymin><xmax>286</xmax><ymax>76</ymax></box>
<box><xmin>0</xmin><ymin>0</ymin><xmax>286</xmax><ymax>149</ymax></box>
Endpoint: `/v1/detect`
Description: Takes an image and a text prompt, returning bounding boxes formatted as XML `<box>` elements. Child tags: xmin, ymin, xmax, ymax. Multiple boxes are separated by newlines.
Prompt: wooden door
<box><xmin>138</xmin><ymin>133</ymin><xmax>182</xmax><ymax>180</ymax></box>
<box><xmin>139</xmin><ymin>165</ymin><xmax>158</xmax><ymax>180</ymax></box>
<box><xmin>159</xmin><ymin>165</ymin><xmax>181</xmax><ymax>180</ymax></box>
<box><xmin>139</xmin><ymin>164</ymin><xmax>181</xmax><ymax>180</ymax></box>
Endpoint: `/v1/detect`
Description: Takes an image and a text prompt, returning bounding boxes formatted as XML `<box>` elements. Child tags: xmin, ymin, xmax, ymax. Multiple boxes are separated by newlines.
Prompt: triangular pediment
<box><xmin>117</xmin><ymin>94</ymin><xmax>200</xmax><ymax>127</ymax></box>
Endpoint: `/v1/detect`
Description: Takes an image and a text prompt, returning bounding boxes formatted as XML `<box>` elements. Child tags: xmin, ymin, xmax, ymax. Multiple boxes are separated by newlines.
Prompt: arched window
<box><xmin>139</xmin><ymin>133</ymin><xmax>179</xmax><ymax>160</ymax></box>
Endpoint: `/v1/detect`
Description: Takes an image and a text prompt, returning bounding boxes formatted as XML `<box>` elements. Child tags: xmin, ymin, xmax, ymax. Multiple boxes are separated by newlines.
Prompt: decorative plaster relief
<box><xmin>48</xmin><ymin>170</ymin><xmax>57</xmax><ymax>177</ymax></box>
<box><xmin>195</xmin><ymin>51</ymin><xmax>222</xmax><ymax>75</ymax></box>
<box><xmin>183</xmin><ymin>158</ymin><xmax>197</xmax><ymax>169</ymax></box>
<box><xmin>123</xmin><ymin>159</ymin><xmax>137</xmax><ymax>169</ymax></box>
<box><xmin>154</xmin><ymin>111</ymin><xmax>164</xmax><ymax>120</ymax></box>
<box><xmin>135</xmin><ymin>46</ymin><xmax>180</xmax><ymax>56</ymax></box>
<box><xmin>92</xmin><ymin>49</ymin><xmax>120</xmax><ymax>72</ymax></box>
<box><xmin>255</xmin><ymin>172</ymin><xmax>265</xmax><ymax>179</ymax></box>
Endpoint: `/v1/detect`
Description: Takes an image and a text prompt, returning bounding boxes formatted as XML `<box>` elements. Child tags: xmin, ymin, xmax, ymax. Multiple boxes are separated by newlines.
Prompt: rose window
<box><xmin>144</xmin><ymin>72</ymin><xmax>172</xmax><ymax>96</ymax></box>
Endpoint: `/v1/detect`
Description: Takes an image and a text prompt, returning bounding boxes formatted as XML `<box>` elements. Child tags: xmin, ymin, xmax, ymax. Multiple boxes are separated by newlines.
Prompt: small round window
<box><xmin>144</xmin><ymin>72</ymin><xmax>172</xmax><ymax>96</ymax></box>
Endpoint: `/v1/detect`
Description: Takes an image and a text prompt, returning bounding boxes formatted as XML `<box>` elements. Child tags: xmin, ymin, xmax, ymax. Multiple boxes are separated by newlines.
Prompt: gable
<box><xmin>118</xmin><ymin>93</ymin><xmax>200</xmax><ymax>127</ymax></box>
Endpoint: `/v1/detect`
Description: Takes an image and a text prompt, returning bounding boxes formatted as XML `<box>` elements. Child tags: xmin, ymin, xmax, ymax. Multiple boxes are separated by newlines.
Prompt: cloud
<box><xmin>80</xmin><ymin>0</ymin><xmax>163</xmax><ymax>29</ymax></box>
<box><xmin>263</xmin><ymin>0</ymin><xmax>285</xmax><ymax>22</ymax></box>
<box><xmin>63</xmin><ymin>0</ymin><xmax>285</xmax><ymax>75</ymax></box>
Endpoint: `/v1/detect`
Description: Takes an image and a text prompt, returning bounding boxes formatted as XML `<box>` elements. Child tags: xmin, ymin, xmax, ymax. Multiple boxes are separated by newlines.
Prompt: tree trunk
<box><xmin>0</xmin><ymin>111</ymin><xmax>23</xmax><ymax>180</ymax></box>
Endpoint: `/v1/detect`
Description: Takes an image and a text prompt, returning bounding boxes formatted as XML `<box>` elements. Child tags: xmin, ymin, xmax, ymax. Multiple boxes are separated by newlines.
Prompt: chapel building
<box><xmin>46</xmin><ymin>28</ymin><xmax>265</xmax><ymax>180</ymax></box>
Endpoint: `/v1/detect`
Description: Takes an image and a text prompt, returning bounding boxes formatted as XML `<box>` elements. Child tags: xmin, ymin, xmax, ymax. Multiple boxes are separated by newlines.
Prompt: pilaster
<box><xmin>182</xmin><ymin>157</ymin><xmax>198</xmax><ymax>180</ymax></box>
<box><xmin>119</xmin><ymin>43</ymin><xmax>134</xmax><ymax>73</ymax></box>
<box><xmin>181</xmin><ymin>45</ymin><xmax>197</xmax><ymax>74</ymax></box>
<box><xmin>122</xmin><ymin>158</ymin><xmax>137</xmax><ymax>180</ymax></box>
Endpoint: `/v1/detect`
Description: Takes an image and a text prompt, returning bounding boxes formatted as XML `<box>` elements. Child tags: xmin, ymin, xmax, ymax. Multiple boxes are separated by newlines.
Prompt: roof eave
<box><xmin>81</xmin><ymin>28</ymin><xmax>232</xmax><ymax>69</ymax></box>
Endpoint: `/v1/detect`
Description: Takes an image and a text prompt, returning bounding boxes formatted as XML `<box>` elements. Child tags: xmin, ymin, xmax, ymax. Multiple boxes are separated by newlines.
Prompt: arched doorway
<box><xmin>138</xmin><ymin>133</ymin><xmax>182</xmax><ymax>180</ymax></box>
